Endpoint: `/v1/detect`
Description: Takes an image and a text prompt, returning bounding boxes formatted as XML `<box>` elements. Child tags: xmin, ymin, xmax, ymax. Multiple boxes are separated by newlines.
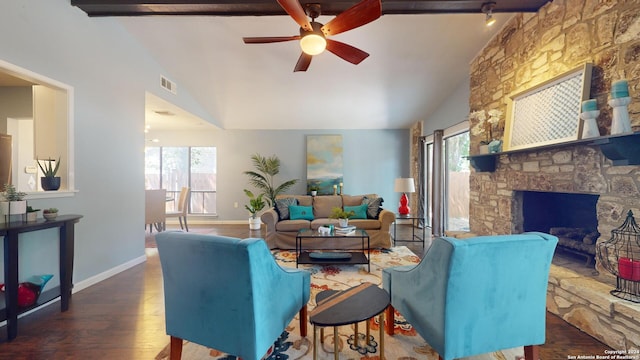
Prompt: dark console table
<box><xmin>0</xmin><ymin>214</ymin><xmax>82</xmax><ymax>341</ymax></box>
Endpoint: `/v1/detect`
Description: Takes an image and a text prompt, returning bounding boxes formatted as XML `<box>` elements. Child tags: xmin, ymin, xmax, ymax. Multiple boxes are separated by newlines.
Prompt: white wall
<box><xmin>0</xmin><ymin>1</ymin><xmax>211</xmax><ymax>284</ymax></box>
<box><xmin>422</xmin><ymin>77</ymin><xmax>470</xmax><ymax>136</ymax></box>
<box><xmin>0</xmin><ymin>1</ymin><xmax>411</xmax><ymax>289</ymax></box>
<box><xmin>148</xmin><ymin>128</ymin><xmax>410</xmax><ymax>220</ymax></box>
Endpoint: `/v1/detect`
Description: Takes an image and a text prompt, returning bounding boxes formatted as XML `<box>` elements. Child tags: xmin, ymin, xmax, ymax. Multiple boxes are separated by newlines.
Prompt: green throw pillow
<box><xmin>344</xmin><ymin>204</ymin><xmax>368</xmax><ymax>219</ymax></box>
<box><xmin>289</xmin><ymin>205</ymin><xmax>314</xmax><ymax>220</ymax></box>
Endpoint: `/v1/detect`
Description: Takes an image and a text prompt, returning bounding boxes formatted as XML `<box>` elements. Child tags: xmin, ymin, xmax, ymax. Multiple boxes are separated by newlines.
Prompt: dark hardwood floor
<box><xmin>0</xmin><ymin>224</ymin><xmax>611</xmax><ymax>359</ymax></box>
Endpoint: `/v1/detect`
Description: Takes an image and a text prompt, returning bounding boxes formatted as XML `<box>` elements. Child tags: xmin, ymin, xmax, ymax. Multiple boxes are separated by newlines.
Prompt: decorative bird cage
<box><xmin>596</xmin><ymin>210</ymin><xmax>640</xmax><ymax>303</ymax></box>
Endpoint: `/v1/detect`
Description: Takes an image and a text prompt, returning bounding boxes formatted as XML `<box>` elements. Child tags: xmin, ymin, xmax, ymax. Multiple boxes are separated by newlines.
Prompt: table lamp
<box><xmin>394</xmin><ymin>178</ymin><xmax>415</xmax><ymax>216</ymax></box>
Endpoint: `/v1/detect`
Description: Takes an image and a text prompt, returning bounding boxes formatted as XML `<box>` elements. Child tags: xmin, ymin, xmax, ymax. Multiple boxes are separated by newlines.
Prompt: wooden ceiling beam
<box><xmin>70</xmin><ymin>0</ymin><xmax>550</xmax><ymax>17</ymax></box>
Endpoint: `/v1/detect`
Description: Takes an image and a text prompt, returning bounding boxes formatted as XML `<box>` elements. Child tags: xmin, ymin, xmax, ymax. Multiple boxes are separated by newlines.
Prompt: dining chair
<box><xmin>145</xmin><ymin>189</ymin><xmax>166</xmax><ymax>233</ymax></box>
<box><xmin>166</xmin><ymin>187</ymin><xmax>190</xmax><ymax>231</ymax></box>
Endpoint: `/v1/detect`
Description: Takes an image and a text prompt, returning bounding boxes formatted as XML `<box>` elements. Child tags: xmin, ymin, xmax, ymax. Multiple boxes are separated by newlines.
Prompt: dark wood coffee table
<box><xmin>309</xmin><ymin>282</ymin><xmax>390</xmax><ymax>360</ymax></box>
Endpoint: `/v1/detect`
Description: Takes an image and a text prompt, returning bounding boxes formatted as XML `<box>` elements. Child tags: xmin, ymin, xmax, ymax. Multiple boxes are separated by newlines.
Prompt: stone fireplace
<box><xmin>468</xmin><ymin>142</ymin><xmax>640</xmax><ymax>349</ymax></box>
<box><xmin>463</xmin><ymin>0</ymin><xmax>640</xmax><ymax>350</ymax></box>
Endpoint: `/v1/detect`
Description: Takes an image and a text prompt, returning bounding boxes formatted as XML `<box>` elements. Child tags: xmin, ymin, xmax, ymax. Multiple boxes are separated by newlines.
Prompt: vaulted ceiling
<box><xmin>70</xmin><ymin>1</ymin><xmax>550</xmax><ymax>131</ymax></box>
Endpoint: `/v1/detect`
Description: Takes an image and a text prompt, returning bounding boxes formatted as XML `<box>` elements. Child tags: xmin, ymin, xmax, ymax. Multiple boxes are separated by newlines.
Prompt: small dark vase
<box><xmin>41</xmin><ymin>177</ymin><xmax>61</xmax><ymax>191</ymax></box>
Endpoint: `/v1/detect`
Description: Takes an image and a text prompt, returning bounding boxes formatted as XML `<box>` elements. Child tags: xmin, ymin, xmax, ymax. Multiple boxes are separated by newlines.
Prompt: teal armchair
<box><xmin>156</xmin><ymin>232</ymin><xmax>311</xmax><ymax>360</ymax></box>
<box><xmin>383</xmin><ymin>232</ymin><xmax>558</xmax><ymax>360</ymax></box>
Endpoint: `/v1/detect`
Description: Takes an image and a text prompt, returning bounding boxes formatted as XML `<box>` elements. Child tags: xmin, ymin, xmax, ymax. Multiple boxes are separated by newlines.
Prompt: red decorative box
<box><xmin>618</xmin><ymin>257</ymin><xmax>640</xmax><ymax>281</ymax></box>
<box><xmin>634</xmin><ymin>260</ymin><xmax>640</xmax><ymax>282</ymax></box>
<box><xmin>619</xmin><ymin>257</ymin><xmax>633</xmax><ymax>280</ymax></box>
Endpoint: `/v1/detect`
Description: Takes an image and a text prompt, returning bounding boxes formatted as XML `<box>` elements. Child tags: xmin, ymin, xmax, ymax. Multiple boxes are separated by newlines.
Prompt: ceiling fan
<box><xmin>243</xmin><ymin>0</ymin><xmax>381</xmax><ymax>72</ymax></box>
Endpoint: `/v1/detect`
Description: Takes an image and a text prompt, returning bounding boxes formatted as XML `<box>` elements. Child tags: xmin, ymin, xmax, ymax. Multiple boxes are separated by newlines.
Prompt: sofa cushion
<box><xmin>362</xmin><ymin>196</ymin><xmax>384</xmax><ymax>219</ymax></box>
<box><xmin>289</xmin><ymin>205</ymin><xmax>314</xmax><ymax>220</ymax></box>
<box><xmin>275</xmin><ymin>197</ymin><xmax>298</xmax><ymax>220</ymax></box>
<box><xmin>313</xmin><ymin>195</ymin><xmax>343</xmax><ymax>218</ymax></box>
<box><xmin>344</xmin><ymin>204</ymin><xmax>368</xmax><ymax>219</ymax></box>
<box><xmin>275</xmin><ymin>219</ymin><xmax>311</xmax><ymax>232</ymax></box>
<box><xmin>296</xmin><ymin>195</ymin><xmax>313</xmax><ymax>207</ymax></box>
<box><xmin>310</xmin><ymin>219</ymin><xmax>338</xmax><ymax>230</ymax></box>
<box><xmin>342</xmin><ymin>195</ymin><xmax>365</xmax><ymax>206</ymax></box>
<box><xmin>348</xmin><ymin>219</ymin><xmax>382</xmax><ymax>230</ymax></box>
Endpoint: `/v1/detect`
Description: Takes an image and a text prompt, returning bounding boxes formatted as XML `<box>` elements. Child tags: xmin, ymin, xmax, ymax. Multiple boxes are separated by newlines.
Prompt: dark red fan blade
<box><xmin>325</xmin><ymin>39</ymin><xmax>369</xmax><ymax>65</ymax></box>
<box><xmin>294</xmin><ymin>52</ymin><xmax>312</xmax><ymax>72</ymax></box>
<box><xmin>321</xmin><ymin>0</ymin><xmax>381</xmax><ymax>36</ymax></box>
<box><xmin>277</xmin><ymin>0</ymin><xmax>312</xmax><ymax>31</ymax></box>
<box><xmin>243</xmin><ymin>36</ymin><xmax>300</xmax><ymax>44</ymax></box>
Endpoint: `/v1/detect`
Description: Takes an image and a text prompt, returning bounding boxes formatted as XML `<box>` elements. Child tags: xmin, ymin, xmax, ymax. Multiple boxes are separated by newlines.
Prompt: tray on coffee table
<box><xmin>295</xmin><ymin>228</ymin><xmax>370</xmax><ymax>272</ymax></box>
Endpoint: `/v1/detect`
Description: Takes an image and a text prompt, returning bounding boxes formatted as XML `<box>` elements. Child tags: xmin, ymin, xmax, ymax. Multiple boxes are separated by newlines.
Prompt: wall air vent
<box><xmin>160</xmin><ymin>75</ymin><xmax>177</xmax><ymax>94</ymax></box>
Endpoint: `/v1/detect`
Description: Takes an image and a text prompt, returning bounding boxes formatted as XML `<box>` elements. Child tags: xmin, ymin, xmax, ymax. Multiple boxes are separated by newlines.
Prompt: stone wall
<box><xmin>467</xmin><ymin>0</ymin><xmax>640</xmax><ymax>350</ymax></box>
<box><xmin>470</xmin><ymin>0</ymin><xmax>640</xmax><ymax>147</ymax></box>
<box><xmin>468</xmin><ymin>0</ymin><xmax>640</xmax><ymax>240</ymax></box>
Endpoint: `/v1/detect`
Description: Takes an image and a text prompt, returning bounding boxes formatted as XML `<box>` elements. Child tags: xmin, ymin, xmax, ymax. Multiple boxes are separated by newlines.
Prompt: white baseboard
<box><xmin>73</xmin><ymin>254</ymin><xmax>147</xmax><ymax>293</ymax></box>
<box><xmin>164</xmin><ymin>218</ymin><xmax>249</xmax><ymax>226</ymax></box>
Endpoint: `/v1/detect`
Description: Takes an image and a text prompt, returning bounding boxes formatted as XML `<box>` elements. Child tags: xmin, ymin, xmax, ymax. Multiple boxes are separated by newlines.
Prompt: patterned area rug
<box><xmin>155</xmin><ymin>247</ymin><xmax>523</xmax><ymax>360</ymax></box>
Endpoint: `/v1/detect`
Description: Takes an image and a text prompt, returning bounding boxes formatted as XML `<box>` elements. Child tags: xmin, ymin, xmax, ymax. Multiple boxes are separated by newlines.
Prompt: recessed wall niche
<box><xmin>0</xmin><ymin>59</ymin><xmax>73</xmax><ymax>194</ymax></box>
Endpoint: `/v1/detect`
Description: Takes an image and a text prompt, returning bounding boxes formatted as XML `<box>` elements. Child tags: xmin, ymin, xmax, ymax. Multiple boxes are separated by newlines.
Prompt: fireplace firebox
<box><xmin>521</xmin><ymin>191</ymin><xmax>600</xmax><ymax>265</ymax></box>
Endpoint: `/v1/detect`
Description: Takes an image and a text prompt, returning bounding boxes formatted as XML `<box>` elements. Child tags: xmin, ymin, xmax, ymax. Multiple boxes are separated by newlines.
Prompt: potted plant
<box><xmin>26</xmin><ymin>205</ymin><xmax>40</xmax><ymax>222</ymax></box>
<box><xmin>243</xmin><ymin>153</ymin><xmax>298</xmax><ymax>207</ymax></box>
<box><xmin>1</xmin><ymin>183</ymin><xmax>28</xmax><ymax>217</ymax></box>
<box><xmin>43</xmin><ymin>207</ymin><xmax>59</xmax><ymax>221</ymax></box>
<box><xmin>329</xmin><ymin>207</ymin><xmax>355</xmax><ymax>228</ymax></box>
<box><xmin>38</xmin><ymin>157</ymin><xmax>61</xmax><ymax>191</ymax></box>
<box><xmin>309</xmin><ymin>186</ymin><xmax>319</xmax><ymax>196</ymax></box>
<box><xmin>244</xmin><ymin>189</ymin><xmax>266</xmax><ymax>230</ymax></box>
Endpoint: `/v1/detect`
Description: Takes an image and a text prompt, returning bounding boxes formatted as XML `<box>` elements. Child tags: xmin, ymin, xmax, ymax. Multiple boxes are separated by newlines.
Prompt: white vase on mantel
<box><xmin>609</xmin><ymin>97</ymin><xmax>632</xmax><ymax>135</ymax></box>
<box><xmin>580</xmin><ymin>110</ymin><xmax>601</xmax><ymax>139</ymax></box>
<box><xmin>479</xmin><ymin>144</ymin><xmax>489</xmax><ymax>154</ymax></box>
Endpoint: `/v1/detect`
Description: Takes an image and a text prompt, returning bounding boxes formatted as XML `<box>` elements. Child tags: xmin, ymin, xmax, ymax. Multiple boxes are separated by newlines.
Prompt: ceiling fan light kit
<box><xmin>243</xmin><ymin>0</ymin><xmax>382</xmax><ymax>72</ymax></box>
<box><xmin>299</xmin><ymin>22</ymin><xmax>327</xmax><ymax>55</ymax></box>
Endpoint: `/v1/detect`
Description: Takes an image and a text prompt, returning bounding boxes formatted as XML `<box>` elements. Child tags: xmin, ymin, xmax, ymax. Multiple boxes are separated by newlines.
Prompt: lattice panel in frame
<box><xmin>506</xmin><ymin>64</ymin><xmax>592</xmax><ymax>151</ymax></box>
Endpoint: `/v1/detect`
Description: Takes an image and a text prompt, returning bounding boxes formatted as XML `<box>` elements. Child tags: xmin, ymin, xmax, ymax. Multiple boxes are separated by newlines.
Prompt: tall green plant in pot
<box><xmin>243</xmin><ymin>153</ymin><xmax>298</xmax><ymax>207</ymax></box>
<box><xmin>244</xmin><ymin>189</ymin><xmax>266</xmax><ymax>230</ymax></box>
<box><xmin>38</xmin><ymin>157</ymin><xmax>61</xmax><ymax>191</ymax></box>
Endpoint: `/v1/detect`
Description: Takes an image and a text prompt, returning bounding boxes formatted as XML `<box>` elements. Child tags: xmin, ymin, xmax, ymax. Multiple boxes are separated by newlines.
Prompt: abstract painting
<box><xmin>306</xmin><ymin>135</ymin><xmax>343</xmax><ymax>195</ymax></box>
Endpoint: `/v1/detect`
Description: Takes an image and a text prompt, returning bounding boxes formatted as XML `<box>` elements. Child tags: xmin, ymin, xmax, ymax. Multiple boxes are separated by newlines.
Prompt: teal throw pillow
<box><xmin>344</xmin><ymin>204</ymin><xmax>368</xmax><ymax>219</ymax></box>
<box><xmin>362</xmin><ymin>196</ymin><xmax>384</xmax><ymax>219</ymax></box>
<box><xmin>275</xmin><ymin>197</ymin><xmax>297</xmax><ymax>220</ymax></box>
<box><xmin>289</xmin><ymin>205</ymin><xmax>314</xmax><ymax>220</ymax></box>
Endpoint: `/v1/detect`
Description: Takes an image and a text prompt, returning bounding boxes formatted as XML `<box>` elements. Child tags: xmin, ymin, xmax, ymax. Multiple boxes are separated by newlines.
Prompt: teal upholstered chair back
<box><xmin>156</xmin><ymin>232</ymin><xmax>310</xmax><ymax>360</ymax></box>
<box><xmin>383</xmin><ymin>232</ymin><xmax>558</xmax><ymax>360</ymax></box>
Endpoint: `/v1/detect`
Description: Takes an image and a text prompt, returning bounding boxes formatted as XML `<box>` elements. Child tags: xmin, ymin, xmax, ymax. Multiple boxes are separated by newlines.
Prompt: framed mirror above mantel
<box><xmin>468</xmin><ymin>132</ymin><xmax>640</xmax><ymax>172</ymax></box>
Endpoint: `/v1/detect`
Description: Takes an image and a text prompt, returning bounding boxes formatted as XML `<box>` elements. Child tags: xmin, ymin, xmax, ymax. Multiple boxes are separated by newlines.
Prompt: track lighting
<box><xmin>481</xmin><ymin>2</ymin><xmax>497</xmax><ymax>27</ymax></box>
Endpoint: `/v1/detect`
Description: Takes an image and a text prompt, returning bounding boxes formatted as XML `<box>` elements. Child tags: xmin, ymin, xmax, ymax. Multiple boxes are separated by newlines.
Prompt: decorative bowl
<box><xmin>43</xmin><ymin>212</ymin><xmax>58</xmax><ymax>221</ymax></box>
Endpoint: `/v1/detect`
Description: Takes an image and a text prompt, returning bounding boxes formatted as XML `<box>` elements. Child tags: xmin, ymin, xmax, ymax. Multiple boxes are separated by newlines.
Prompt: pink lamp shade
<box><xmin>394</xmin><ymin>178</ymin><xmax>415</xmax><ymax>216</ymax></box>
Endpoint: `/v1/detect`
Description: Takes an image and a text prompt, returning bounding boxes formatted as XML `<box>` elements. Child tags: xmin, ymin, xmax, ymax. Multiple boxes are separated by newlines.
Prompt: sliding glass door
<box><xmin>444</xmin><ymin>132</ymin><xmax>470</xmax><ymax>231</ymax></box>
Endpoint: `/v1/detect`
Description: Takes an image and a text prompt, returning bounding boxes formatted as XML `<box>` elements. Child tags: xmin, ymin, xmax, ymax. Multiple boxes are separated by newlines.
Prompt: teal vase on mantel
<box><xmin>488</xmin><ymin>139</ymin><xmax>503</xmax><ymax>153</ymax></box>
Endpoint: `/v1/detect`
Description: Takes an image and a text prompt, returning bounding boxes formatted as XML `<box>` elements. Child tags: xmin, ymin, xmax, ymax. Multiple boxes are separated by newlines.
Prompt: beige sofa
<box><xmin>260</xmin><ymin>194</ymin><xmax>395</xmax><ymax>249</ymax></box>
